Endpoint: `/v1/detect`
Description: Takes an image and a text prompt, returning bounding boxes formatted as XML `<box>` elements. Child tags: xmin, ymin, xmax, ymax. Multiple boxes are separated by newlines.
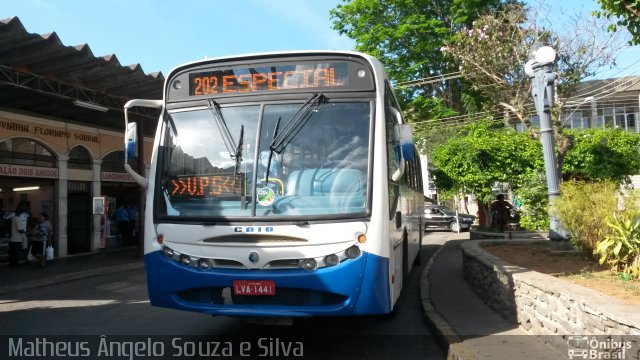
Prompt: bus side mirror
<box><xmin>396</xmin><ymin>124</ymin><xmax>414</xmax><ymax>161</ymax></box>
<box><xmin>390</xmin><ymin>115</ymin><xmax>414</xmax><ymax>181</ymax></box>
<box><xmin>123</xmin><ymin>98</ymin><xmax>163</xmax><ymax>188</ymax></box>
<box><xmin>126</xmin><ymin>122</ymin><xmax>137</xmax><ymax>160</ymax></box>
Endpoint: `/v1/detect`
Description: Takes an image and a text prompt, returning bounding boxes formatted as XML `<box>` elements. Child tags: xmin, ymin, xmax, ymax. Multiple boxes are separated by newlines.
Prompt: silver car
<box><xmin>424</xmin><ymin>205</ymin><xmax>475</xmax><ymax>232</ymax></box>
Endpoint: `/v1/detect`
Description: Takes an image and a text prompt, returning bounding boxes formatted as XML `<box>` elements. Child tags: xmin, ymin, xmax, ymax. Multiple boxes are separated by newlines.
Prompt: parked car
<box><xmin>424</xmin><ymin>205</ymin><xmax>475</xmax><ymax>232</ymax></box>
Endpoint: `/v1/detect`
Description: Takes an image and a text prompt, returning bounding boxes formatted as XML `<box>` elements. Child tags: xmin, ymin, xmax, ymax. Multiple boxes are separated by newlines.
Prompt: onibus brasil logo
<box><xmin>567</xmin><ymin>336</ymin><xmax>633</xmax><ymax>359</ymax></box>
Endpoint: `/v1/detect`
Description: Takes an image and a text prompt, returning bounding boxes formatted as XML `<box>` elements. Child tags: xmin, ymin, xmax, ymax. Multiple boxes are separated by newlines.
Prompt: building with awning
<box><xmin>0</xmin><ymin>16</ymin><xmax>162</xmax><ymax>256</ymax></box>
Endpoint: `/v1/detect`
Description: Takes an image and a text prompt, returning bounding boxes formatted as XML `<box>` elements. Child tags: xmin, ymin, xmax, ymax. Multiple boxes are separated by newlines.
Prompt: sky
<box><xmin>1</xmin><ymin>0</ymin><xmax>355</xmax><ymax>75</ymax></box>
<box><xmin>1</xmin><ymin>0</ymin><xmax>639</xmax><ymax>79</ymax></box>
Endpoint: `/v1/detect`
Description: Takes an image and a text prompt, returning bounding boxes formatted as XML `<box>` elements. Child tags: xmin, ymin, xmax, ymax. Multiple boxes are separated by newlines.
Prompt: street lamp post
<box><xmin>524</xmin><ymin>45</ymin><xmax>566</xmax><ymax>242</ymax></box>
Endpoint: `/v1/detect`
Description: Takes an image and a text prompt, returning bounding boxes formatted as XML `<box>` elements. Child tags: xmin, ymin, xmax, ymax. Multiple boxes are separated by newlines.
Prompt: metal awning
<box><xmin>0</xmin><ymin>16</ymin><xmax>164</xmax><ymax>135</ymax></box>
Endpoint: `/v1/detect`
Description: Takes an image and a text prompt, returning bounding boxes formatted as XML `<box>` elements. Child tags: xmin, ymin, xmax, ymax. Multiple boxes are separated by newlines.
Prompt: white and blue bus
<box><xmin>123</xmin><ymin>51</ymin><xmax>423</xmax><ymax>318</ymax></box>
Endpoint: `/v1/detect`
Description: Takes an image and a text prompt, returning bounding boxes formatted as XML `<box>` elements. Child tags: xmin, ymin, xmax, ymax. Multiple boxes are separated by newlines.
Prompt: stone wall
<box><xmin>462</xmin><ymin>239</ymin><xmax>640</xmax><ymax>355</ymax></box>
<box><xmin>468</xmin><ymin>230</ymin><xmax>547</xmax><ymax>240</ymax></box>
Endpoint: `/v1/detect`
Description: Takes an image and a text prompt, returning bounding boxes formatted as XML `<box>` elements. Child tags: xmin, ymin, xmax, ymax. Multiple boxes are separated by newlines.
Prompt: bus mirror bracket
<box><xmin>123</xmin><ymin>99</ymin><xmax>163</xmax><ymax>188</ymax></box>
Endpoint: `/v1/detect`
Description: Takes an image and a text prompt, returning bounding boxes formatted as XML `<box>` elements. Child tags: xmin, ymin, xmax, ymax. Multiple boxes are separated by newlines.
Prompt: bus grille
<box><xmin>177</xmin><ymin>287</ymin><xmax>347</xmax><ymax>307</ymax></box>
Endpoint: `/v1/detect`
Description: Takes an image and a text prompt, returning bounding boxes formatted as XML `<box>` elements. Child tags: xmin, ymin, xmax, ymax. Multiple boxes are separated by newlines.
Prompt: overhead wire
<box><xmin>396</xmin><ymin>54</ymin><xmax>640</xmax><ymax>133</ymax></box>
<box><xmin>561</xmin><ymin>62</ymin><xmax>640</xmax><ymax>103</ymax></box>
<box><xmin>395</xmin><ymin>73</ymin><xmax>464</xmax><ymax>89</ymax></box>
<box><xmin>395</xmin><ymin>72</ymin><xmax>462</xmax><ymax>86</ymax></box>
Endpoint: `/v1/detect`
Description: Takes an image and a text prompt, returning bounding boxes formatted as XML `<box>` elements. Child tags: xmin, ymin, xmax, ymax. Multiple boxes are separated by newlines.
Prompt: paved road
<box><xmin>0</xmin><ymin>232</ymin><xmax>455</xmax><ymax>359</ymax></box>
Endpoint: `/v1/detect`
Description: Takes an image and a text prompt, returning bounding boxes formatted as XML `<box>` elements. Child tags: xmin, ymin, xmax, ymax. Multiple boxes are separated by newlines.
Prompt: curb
<box><xmin>0</xmin><ymin>262</ymin><xmax>144</xmax><ymax>295</ymax></box>
<box><xmin>420</xmin><ymin>243</ymin><xmax>478</xmax><ymax>360</ymax></box>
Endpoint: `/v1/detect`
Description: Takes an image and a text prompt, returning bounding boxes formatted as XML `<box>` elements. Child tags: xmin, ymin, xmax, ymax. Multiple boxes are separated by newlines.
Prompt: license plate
<box><xmin>233</xmin><ymin>280</ymin><xmax>276</xmax><ymax>296</ymax></box>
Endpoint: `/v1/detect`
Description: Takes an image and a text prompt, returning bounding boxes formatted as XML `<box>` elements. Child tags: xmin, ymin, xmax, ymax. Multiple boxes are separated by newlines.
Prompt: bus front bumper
<box><xmin>144</xmin><ymin>250</ymin><xmax>390</xmax><ymax>317</ymax></box>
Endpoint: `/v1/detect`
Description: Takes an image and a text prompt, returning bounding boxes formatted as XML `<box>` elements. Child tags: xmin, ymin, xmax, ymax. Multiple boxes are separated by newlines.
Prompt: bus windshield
<box><xmin>156</xmin><ymin>100</ymin><xmax>371</xmax><ymax>220</ymax></box>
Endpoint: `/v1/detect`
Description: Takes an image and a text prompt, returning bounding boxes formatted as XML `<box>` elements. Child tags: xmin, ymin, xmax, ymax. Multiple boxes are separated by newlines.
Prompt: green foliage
<box><xmin>512</xmin><ymin>173</ymin><xmax>549</xmax><ymax>230</ymax></box>
<box><xmin>330</xmin><ymin>0</ymin><xmax>511</xmax><ymax>117</ymax></box>
<box><xmin>443</xmin><ymin>3</ymin><xmax>624</xmax><ymax>170</ymax></box>
<box><xmin>594</xmin><ymin>0</ymin><xmax>640</xmax><ymax>45</ymax></box>
<box><xmin>563</xmin><ymin>128</ymin><xmax>640</xmax><ymax>182</ymax></box>
<box><xmin>594</xmin><ymin>210</ymin><xmax>640</xmax><ymax>280</ymax></box>
<box><xmin>409</xmin><ymin>98</ymin><xmax>461</xmax><ymax>153</ymax></box>
<box><xmin>551</xmin><ymin>181</ymin><xmax>619</xmax><ymax>253</ymax></box>
<box><xmin>430</xmin><ymin>120</ymin><xmax>542</xmax><ymax>201</ymax></box>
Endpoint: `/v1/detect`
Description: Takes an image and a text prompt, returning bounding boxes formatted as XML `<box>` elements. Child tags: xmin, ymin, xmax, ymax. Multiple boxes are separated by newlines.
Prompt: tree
<box><xmin>595</xmin><ymin>0</ymin><xmax>640</xmax><ymax>45</ymax></box>
<box><xmin>430</xmin><ymin>120</ymin><xmax>543</xmax><ymax>225</ymax></box>
<box><xmin>441</xmin><ymin>4</ymin><xmax>626</xmax><ymax>175</ymax></box>
<box><xmin>430</xmin><ymin>123</ymin><xmax>640</xmax><ymax>230</ymax></box>
<box><xmin>563</xmin><ymin>128</ymin><xmax>640</xmax><ymax>182</ymax></box>
<box><xmin>330</xmin><ymin>0</ymin><xmax>515</xmax><ymax>120</ymax></box>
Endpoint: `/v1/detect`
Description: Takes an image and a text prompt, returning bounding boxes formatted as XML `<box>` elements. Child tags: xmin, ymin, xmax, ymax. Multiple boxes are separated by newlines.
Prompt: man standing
<box><xmin>9</xmin><ymin>205</ymin><xmax>27</xmax><ymax>267</ymax></box>
<box><xmin>490</xmin><ymin>194</ymin><xmax>513</xmax><ymax>232</ymax></box>
<box><xmin>115</xmin><ymin>204</ymin><xmax>131</xmax><ymax>246</ymax></box>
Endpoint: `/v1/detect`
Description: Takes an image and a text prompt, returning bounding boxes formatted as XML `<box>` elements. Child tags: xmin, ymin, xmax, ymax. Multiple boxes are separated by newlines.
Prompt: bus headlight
<box><xmin>301</xmin><ymin>258</ymin><xmax>317</xmax><ymax>270</ymax></box>
<box><xmin>198</xmin><ymin>259</ymin><xmax>211</xmax><ymax>270</ymax></box>
<box><xmin>163</xmin><ymin>247</ymin><xmax>174</xmax><ymax>258</ymax></box>
<box><xmin>345</xmin><ymin>245</ymin><xmax>361</xmax><ymax>259</ymax></box>
<box><xmin>181</xmin><ymin>255</ymin><xmax>192</xmax><ymax>266</ymax></box>
<box><xmin>323</xmin><ymin>254</ymin><xmax>339</xmax><ymax>267</ymax></box>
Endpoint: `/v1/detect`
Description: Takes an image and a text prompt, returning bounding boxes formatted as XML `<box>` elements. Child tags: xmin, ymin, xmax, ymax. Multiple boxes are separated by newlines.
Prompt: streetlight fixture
<box><xmin>525</xmin><ymin>44</ymin><xmax>567</xmax><ymax>243</ymax></box>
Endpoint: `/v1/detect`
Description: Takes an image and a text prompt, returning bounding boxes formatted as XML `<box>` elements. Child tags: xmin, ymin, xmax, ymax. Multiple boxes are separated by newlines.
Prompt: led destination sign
<box><xmin>188</xmin><ymin>62</ymin><xmax>351</xmax><ymax>96</ymax></box>
<box><xmin>169</xmin><ymin>174</ymin><xmax>244</xmax><ymax>198</ymax></box>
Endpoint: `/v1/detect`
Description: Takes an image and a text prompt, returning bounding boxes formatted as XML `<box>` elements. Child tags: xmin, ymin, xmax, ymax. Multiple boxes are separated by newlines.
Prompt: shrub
<box><xmin>514</xmin><ymin>173</ymin><xmax>549</xmax><ymax>230</ymax></box>
<box><xmin>594</xmin><ymin>211</ymin><xmax>640</xmax><ymax>280</ymax></box>
<box><xmin>551</xmin><ymin>181</ymin><xmax>618</xmax><ymax>252</ymax></box>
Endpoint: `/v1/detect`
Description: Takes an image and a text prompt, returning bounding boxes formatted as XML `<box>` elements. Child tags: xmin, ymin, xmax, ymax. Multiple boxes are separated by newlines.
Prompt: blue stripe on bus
<box><xmin>144</xmin><ymin>250</ymin><xmax>391</xmax><ymax>316</ymax></box>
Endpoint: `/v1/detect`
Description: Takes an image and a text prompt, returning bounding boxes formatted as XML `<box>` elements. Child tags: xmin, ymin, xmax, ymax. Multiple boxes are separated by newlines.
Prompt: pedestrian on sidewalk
<box><xmin>8</xmin><ymin>205</ymin><xmax>28</xmax><ymax>267</ymax></box>
<box><xmin>127</xmin><ymin>204</ymin><xmax>138</xmax><ymax>245</ymax></box>
<box><xmin>490</xmin><ymin>194</ymin><xmax>513</xmax><ymax>232</ymax></box>
<box><xmin>115</xmin><ymin>204</ymin><xmax>131</xmax><ymax>246</ymax></box>
<box><xmin>32</xmin><ymin>212</ymin><xmax>53</xmax><ymax>268</ymax></box>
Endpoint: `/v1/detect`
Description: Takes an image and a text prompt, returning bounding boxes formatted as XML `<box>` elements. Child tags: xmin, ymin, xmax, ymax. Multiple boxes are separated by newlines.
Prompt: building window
<box><xmin>596</xmin><ymin>106</ymin><xmax>638</xmax><ymax>131</ymax></box>
<box><xmin>628</xmin><ymin>113</ymin><xmax>637</xmax><ymax>132</ymax></box>
<box><xmin>565</xmin><ymin>111</ymin><xmax>588</xmax><ymax>129</ymax></box>
<box><xmin>68</xmin><ymin>146</ymin><xmax>93</xmax><ymax>170</ymax></box>
<box><xmin>0</xmin><ymin>138</ymin><xmax>56</xmax><ymax>167</ymax></box>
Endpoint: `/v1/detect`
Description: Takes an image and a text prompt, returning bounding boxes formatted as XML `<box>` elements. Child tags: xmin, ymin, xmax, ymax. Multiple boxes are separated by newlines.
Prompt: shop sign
<box><xmin>1</xmin><ymin>120</ymin><xmax>100</xmax><ymax>143</ymax></box>
<box><xmin>101</xmin><ymin>171</ymin><xmax>134</xmax><ymax>182</ymax></box>
<box><xmin>0</xmin><ymin>163</ymin><xmax>58</xmax><ymax>179</ymax></box>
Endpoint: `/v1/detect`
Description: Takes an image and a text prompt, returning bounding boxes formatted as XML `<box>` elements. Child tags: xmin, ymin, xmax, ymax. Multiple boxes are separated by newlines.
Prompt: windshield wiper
<box><xmin>269</xmin><ymin>93</ymin><xmax>326</xmax><ymax>154</ymax></box>
<box><xmin>235</xmin><ymin>125</ymin><xmax>246</xmax><ymax>208</ymax></box>
<box><xmin>264</xmin><ymin>116</ymin><xmax>282</xmax><ymax>186</ymax></box>
<box><xmin>207</xmin><ymin>99</ymin><xmax>238</xmax><ymax>161</ymax></box>
<box><xmin>235</xmin><ymin>125</ymin><xmax>244</xmax><ymax>174</ymax></box>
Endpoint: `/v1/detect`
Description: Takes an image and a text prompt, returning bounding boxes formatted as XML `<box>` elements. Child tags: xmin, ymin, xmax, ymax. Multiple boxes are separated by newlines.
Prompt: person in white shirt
<box><xmin>9</xmin><ymin>205</ymin><xmax>27</xmax><ymax>267</ymax></box>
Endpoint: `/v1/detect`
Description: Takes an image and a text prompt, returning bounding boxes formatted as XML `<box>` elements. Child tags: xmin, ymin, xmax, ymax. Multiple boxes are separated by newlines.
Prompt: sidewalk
<box><xmin>0</xmin><ymin>247</ymin><xmax>144</xmax><ymax>295</ymax></box>
<box><xmin>421</xmin><ymin>235</ymin><xmax>563</xmax><ymax>360</ymax></box>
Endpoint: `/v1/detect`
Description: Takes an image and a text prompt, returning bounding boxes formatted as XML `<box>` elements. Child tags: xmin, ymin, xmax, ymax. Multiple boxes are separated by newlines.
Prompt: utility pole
<box><xmin>524</xmin><ymin>45</ymin><xmax>567</xmax><ymax>243</ymax></box>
